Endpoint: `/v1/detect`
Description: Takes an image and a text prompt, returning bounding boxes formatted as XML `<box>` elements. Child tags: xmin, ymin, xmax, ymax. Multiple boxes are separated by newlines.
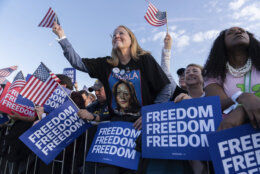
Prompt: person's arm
<box><xmin>154</xmin><ymin>84</ymin><xmax>172</xmax><ymax>103</ymax></box>
<box><xmin>9</xmin><ymin>111</ymin><xmax>36</xmax><ymax>122</ymax></box>
<box><xmin>204</xmin><ymin>83</ymin><xmax>234</xmax><ymax>110</ymax></box>
<box><xmin>161</xmin><ymin>33</ymin><xmax>177</xmax><ymax>96</ymax></box>
<box><xmin>77</xmin><ymin>109</ymin><xmax>101</xmax><ymax>122</ymax></box>
<box><xmin>237</xmin><ymin>93</ymin><xmax>260</xmax><ymax>128</ymax></box>
<box><xmin>218</xmin><ymin>105</ymin><xmax>247</xmax><ymax>130</ymax></box>
<box><xmin>52</xmin><ymin>22</ymin><xmax>88</xmax><ymax>72</ymax></box>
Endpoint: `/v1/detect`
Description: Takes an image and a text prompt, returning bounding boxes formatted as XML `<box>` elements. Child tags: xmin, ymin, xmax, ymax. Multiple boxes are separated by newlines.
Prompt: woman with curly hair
<box><xmin>203</xmin><ymin>26</ymin><xmax>260</xmax><ymax>130</ymax></box>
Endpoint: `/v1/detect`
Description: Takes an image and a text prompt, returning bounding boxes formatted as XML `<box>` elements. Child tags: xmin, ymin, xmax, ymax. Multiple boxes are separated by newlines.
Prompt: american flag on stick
<box><xmin>0</xmin><ymin>66</ymin><xmax>18</xmax><ymax>77</ymax></box>
<box><xmin>38</xmin><ymin>7</ymin><xmax>60</xmax><ymax>28</ymax></box>
<box><xmin>144</xmin><ymin>2</ymin><xmax>167</xmax><ymax>27</ymax></box>
<box><xmin>19</xmin><ymin>63</ymin><xmax>60</xmax><ymax>106</ymax></box>
<box><xmin>9</xmin><ymin>71</ymin><xmax>26</xmax><ymax>90</ymax></box>
<box><xmin>0</xmin><ymin>78</ymin><xmax>9</xmax><ymax>85</ymax></box>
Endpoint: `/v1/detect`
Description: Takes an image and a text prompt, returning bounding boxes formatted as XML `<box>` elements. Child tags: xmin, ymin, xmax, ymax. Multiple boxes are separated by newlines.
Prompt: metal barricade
<box><xmin>0</xmin><ymin>129</ymin><xmax>90</xmax><ymax>174</ymax></box>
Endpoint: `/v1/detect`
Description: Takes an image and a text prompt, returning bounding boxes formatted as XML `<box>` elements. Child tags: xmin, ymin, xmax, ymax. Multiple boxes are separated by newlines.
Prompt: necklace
<box><xmin>226</xmin><ymin>58</ymin><xmax>252</xmax><ymax>77</ymax></box>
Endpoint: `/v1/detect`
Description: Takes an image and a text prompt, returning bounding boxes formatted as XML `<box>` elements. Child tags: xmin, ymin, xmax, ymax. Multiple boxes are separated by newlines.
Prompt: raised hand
<box><xmin>52</xmin><ymin>21</ymin><xmax>65</xmax><ymax>38</ymax></box>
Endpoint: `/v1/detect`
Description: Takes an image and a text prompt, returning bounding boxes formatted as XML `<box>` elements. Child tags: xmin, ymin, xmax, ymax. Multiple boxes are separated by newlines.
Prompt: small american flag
<box><xmin>19</xmin><ymin>63</ymin><xmax>60</xmax><ymax>106</ymax></box>
<box><xmin>9</xmin><ymin>71</ymin><xmax>26</xmax><ymax>90</ymax></box>
<box><xmin>0</xmin><ymin>66</ymin><xmax>17</xmax><ymax>77</ymax></box>
<box><xmin>144</xmin><ymin>3</ymin><xmax>167</xmax><ymax>27</ymax></box>
<box><xmin>38</xmin><ymin>7</ymin><xmax>60</xmax><ymax>28</ymax></box>
<box><xmin>0</xmin><ymin>77</ymin><xmax>9</xmax><ymax>85</ymax></box>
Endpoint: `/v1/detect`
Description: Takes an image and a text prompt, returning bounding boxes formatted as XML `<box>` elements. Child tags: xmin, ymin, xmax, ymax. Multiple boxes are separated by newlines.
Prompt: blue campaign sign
<box><xmin>19</xmin><ymin>99</ymin><xmax>92</xmax><ymax>164</ymax></box>
<box><xmin>208</xmin><ymin>124</ymin><xmax>260</xmax><ymax>174</ymax></box>
<box><xmin>142</xmin><ymin>96</ymin><xmax>222</xmax><ymax>160</ymax></box>
<box><xmin>86</xmin><ymin>121</ymin><xmax>141</xmax><ymax>170</ymax></box>
<box><xmin>63</xmin><ymin>68</ymin><xmax>76</xmax><ymax>84</ymax></box>
<box><xmin>0</xmin><ymin>113</ymin><xmax>9</xmax><ymax>124</ymax></box>
<box><xmin>44</xmin><ymin>86</ymin><xmax>70</xmax><ymax>113</ymax></box>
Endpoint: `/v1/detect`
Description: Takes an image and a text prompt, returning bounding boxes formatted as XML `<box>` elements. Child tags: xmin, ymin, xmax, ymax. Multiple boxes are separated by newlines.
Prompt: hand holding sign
<box><xmin>78</xmin><ymin>109</ymin><xmax>94</xmax><ymax>121</ymax></box>
<box><xmin>9</xmin><ymin>111</ymin><xmax>35</xmax><ymax>122</ymax></box>
<box><xmin>218</xmin><ymin>105</ymin><xmax>247</xmax><ymax>131</ymax></box>
<box><xmin>35</xmin><ymin>106</ymin><xmax>44</xmax><ymax>120</ymax></box>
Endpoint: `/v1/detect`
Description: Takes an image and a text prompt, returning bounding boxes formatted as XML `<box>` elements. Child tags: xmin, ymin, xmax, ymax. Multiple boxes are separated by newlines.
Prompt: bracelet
<box><xmin>231</xmin><ymin>91</ymin><xmax>243</xmax><ymax>103</ymax></box>
<box><xmin>91</xmin><ymin>114</ymin><xmax>97</xmax><ymax>121</ymax></box>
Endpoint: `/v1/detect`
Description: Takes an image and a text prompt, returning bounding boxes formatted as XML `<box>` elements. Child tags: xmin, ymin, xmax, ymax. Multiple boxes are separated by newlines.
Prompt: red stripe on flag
<box><xmin>20</xmin><ymin>76</ymin><xmax>38</xmax><ymax>97</ymax></box>
<box><xmin>46</xmin><ymin>13</ymin><xmax>56</xmax><ymax>28</ymax></box>
<box><xmin>38</xmin><ymin>8</ymin><xmax>52</xmax><ymax>27</ymax></box>
<box><xmin>42</xmin><ymin>10</ymin><xmax>54</xmax><ymax>27</ymax></box>
<box><xmin>37</xmin><ymin>80</ymin><xmax>58</xmax><ymax>106</ymax></box>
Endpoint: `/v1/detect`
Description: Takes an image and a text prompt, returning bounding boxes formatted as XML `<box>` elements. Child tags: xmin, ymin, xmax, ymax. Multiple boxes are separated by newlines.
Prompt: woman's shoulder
<box><xmin>138</xmin><ymin>53</ymin><xmax>156</xmax><ymax>63</ymax></box>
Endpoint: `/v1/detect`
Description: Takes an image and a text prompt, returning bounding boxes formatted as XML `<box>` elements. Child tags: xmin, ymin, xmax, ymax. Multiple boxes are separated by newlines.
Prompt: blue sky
<box><xmin>1</xmin><ymin>0</ymin><xmax>260</xmax><ymax>90</ymax></box>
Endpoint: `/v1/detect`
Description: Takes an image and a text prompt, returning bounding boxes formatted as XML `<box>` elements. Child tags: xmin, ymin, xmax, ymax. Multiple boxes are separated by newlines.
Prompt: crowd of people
<box><xmin>0</xmin><ymin>23</ymin><xmax>259</xmax><ymax>174</ymax></box>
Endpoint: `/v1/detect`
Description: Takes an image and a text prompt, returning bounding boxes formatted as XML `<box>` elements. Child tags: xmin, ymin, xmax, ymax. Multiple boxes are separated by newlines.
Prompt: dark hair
<box><xmin>177</xmin><ymin>68</ymin><xmax>185</xmax><ymax>76</ymax></box>
<box><xmin>56</xmin><ymin>74</ymin><xmax>73</xmax><ymax>90</ymax></box>
<box><xmin>203</xmin><ymin>29</ymin><xmax>260</xmax><ymax>81</ymax></box>
<box><xmin>70</xmin><ymin>91</ymin><xmax>85</xmax><ymax>109</ymax></box>
<box><xmin>112</xmin><ymin>80</ymin><xmax>140</xmax><ymax>112</ymax></box>
<box><xmin>79</xmin><ymin>90</ymin><xmax>88</xmax><ymax>96</ymax></box>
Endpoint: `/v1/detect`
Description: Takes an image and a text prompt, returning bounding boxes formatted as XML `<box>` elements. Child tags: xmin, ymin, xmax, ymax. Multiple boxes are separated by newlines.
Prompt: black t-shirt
<box><xmin>82</xmin><ymin>54</ymin><xmax>170</xmax><ymax>122</ymax></box>
<box><xmin>170</xmin><ymin>86</ymin><xmax>188</xmax><ymax>101</ymax></box>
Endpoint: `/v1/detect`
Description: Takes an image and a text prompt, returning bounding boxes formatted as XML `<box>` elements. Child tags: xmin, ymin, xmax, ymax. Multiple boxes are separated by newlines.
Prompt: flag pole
<box><xmin>166</xmin><ymin>11</ymin><xmax>168</xmax><ymax>33</ymax></box>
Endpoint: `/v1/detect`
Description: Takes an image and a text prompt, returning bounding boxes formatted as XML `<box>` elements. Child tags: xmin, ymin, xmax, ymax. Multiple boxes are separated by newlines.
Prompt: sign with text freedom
<box><xmin>142</xmin><ymin>96</ymin><xmax>222</xmax><ymax>160</ymax></box>
<box><xmin>86</xmin><ymin>121</ymin><xmax>141</xmax><ymax>170</ymax></box>
<box><xmin>19</xmin><ymin>99</ymin><xmax>92</xmax><ymax>164</ymax></box>
<box><xmin>63</xmin><ymin>68</ymin><xmax>76</xmax><ymax>84</ymax></box>
<box><xmin>208</xmin><ymin>124</ymin><xmax>260</xmax><ymax>174</ymax></box>
<box><xmin>44</xmin><ymin>86</ymin><xmax>70</xmax><ymax>113</ymax></box>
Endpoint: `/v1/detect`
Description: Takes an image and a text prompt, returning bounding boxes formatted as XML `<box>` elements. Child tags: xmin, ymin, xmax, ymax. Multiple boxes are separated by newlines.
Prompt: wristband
<box><xmin>91</xmin><ymin>114</ymin><xmax>97</xmax><ymax>121</ymax></box>
<box><xmin>231</xmin><ymin>91</ymin><xmax>243</xmax><ymax>103</ymax></box>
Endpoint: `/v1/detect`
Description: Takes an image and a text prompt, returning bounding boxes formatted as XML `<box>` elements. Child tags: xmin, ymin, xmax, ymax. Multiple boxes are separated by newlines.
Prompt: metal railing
<box><xmin>0</xmin><ymin>127</ymin><xmax>91</xmax><ymax>174</ymax></box>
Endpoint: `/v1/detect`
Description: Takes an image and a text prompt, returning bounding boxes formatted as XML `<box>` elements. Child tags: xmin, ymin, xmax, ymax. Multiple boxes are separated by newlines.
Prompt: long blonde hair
<box><xmin>107</xmin><ymin>25</ymin><xmax>149</xmax><ymax>66</ymax></box>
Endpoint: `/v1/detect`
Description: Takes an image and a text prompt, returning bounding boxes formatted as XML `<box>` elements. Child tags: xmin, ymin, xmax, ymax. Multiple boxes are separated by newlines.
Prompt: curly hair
<box><xmin>203</xmin><ymin>29</ymin><xmax>260</xmax><ymax>81</ymax></box>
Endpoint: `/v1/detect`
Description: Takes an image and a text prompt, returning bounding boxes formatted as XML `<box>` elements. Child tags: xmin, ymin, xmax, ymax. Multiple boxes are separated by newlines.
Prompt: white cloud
<box><xmin>152</xmin><ymin>32</ymin><xmax>166</xmax><ymax>42</ymax></box>
<box><xmin>151</xmin><ymin>30</ymin><xmax>190</xmax><ymax>48</ymax></box>
<box><xmin>176</xmin><ymin>35</ymin><xmax>190</xmax><ymax>48</ymax></box>
<box><xmin>169</xmin><ymin>25</ymin><xmax>177</xmax><ymax>31</ymax></box>
<box><xmin>232</xmin><ymin>2</ymin><xmax>260</xmax><ymax>21</ymax></box>
<box><xmin>229</xmin><ymin>0</ymin><xmax>248</xmax><ymax>10</ymax></box>
<box><xmin>193</xmin><ymin>32</ymin><xmax>204</xmax><ymax>42</ymax></box>
<box><xmin>192</xmin><ymin>30</ymin><xmax>219</xmax><ymax>42</ymax></box>
<box><xmin>178</xmin><ymin>30</ymin><xmax>185</xmax><ymax>35</ymax></box>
